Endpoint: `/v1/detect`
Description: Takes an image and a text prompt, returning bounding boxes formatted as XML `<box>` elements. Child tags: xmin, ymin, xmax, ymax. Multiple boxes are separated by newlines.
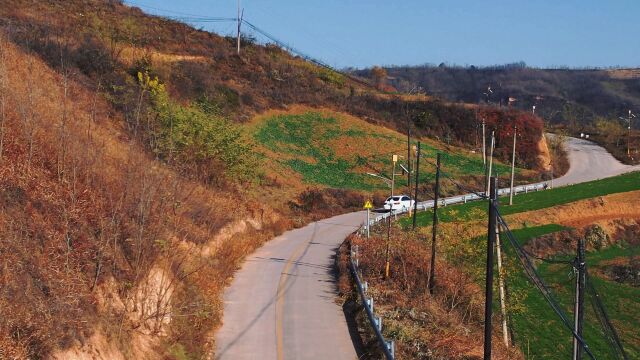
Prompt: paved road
<box><xmin>551</xmin><ymin>135</ymin><xmax>640</xmax><ymax>187</ymax></box>
<box><xmin>215</xmin><ymin>212</ymin><xmax>363</xmax><ymax>360</ymax></box>
<box><xmin>215</xmin><ymin>135</ymin><xmax>639</xmax><ymax>360</ymax></box>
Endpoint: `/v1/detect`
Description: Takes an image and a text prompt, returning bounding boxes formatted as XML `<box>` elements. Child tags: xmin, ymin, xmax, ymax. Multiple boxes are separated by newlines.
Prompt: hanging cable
<box><xmin>585</xmin><ymin>270</ymin><xmax>629</xmax><ymax>360</ymax></box>
<box><xmin>495</xmin><ymin>208</ymin><xmax>596</xmax><ymax>360</ymax></box>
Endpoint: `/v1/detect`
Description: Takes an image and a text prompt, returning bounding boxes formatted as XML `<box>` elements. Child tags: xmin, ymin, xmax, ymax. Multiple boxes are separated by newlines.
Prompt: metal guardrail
<box><xmin>350</xmin><ymin>245</ymin><xmax>395</xmax><ymax>359</ymax></box>
<box><xmin>364</xmin><ymin>181</ymin><xmax>549</xmax><ymax>229</ymax></box>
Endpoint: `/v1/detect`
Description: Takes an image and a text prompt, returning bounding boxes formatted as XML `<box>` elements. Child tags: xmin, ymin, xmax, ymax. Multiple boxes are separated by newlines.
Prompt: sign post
<box><xmin>363</xmin><ymin>200</ymin><xmax>373</xmax><ymax>238</ymax></box>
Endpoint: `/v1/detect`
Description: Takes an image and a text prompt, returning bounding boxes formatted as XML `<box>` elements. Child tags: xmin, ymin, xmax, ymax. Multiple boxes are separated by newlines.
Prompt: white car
<box><xmin>383</xmin><ymin>195</ymin><xmax>415</xmax><ymax>211</ymax></box>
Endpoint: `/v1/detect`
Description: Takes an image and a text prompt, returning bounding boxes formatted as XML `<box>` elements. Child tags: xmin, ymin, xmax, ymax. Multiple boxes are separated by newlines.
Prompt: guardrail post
<box><xmin>375</xmin><ymin>316</ymin><xmax>382</xmax><ymax>332</ymax></box>
<box><xmin>366</xmin><ymin>297</ymin><xmax>374</xmax><ymax>312</ymax></box>
<box><xmin>387</xmin><ymin>341</ymin><xmax>395</xmax><ymax>358</ymax></box>
<box><xmin>363</xmin><ymin>281</ymin><xmax>368</xmax><ymax>293</ymax></box>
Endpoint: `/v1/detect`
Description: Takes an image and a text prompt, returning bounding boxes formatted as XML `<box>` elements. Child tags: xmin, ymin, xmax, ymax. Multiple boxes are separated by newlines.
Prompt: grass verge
<box><xmin>407</xmin><ymin>171</ymin><xmax>640</xmax><ymax>227</ymax></box>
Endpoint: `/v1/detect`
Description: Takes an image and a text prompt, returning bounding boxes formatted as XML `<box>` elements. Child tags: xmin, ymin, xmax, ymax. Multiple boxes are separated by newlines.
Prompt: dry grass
<box><xmin>507</xmin><ymin>190</ymin><xmax>640</xmax><ymax>231</ymax></box>
<box><xmin>343</xmin><ymin>229</ymin><xmax>522</xmax><ymax>360</ymax></box>
<box><xmin>0</xmin><ymin>33</ymin><xmax>288</xmax><ymax>358</ymax></box>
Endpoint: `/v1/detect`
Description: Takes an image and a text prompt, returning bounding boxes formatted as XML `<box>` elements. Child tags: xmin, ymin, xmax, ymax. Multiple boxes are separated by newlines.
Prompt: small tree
<box><xmin>371</xmin><ymin>66</ymin><xmax>387</xmax><ymax>90</ymax></box>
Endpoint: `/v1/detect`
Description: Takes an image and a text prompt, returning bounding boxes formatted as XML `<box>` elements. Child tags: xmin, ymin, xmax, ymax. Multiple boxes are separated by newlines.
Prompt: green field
<box><xmin>496</xmin><ymin>225</ymin><xmax>640</xmax><ymax>359</ymax></box>
<box><xmin>407</xmin><ymin>171</ymin><xmax>640</xmax><ymax>227</ymax></box>
<box><xmin>251</xmin><ymin>111</ymin><xmax>514</xmax><ymax>190</ymax></box>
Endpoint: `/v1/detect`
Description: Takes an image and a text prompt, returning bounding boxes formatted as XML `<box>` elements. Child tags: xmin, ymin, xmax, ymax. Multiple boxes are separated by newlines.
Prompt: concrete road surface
<box><xmin>215</xmin><ymin>212</ymin><xmax>363</xmax><ymax>360</ymax></box>
<box><xmin>551</xmin><ymin>135</ymin><xmax>640</xmax><ymax>187</ymax></box>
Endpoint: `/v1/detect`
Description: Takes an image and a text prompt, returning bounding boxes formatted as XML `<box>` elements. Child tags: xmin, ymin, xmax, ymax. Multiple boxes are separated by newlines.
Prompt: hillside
<box><xmin>354</xmin><ymin>64</ymin><xmax>640</xmax><ymax>163</ymax></box>
<box><xmin>0</xmin><ymin>0</ymin><xmax>548</xmax><ymax>167</ymax></box>
<box><xmin>0</xmin><ymin>1</ymin><xmax>551</xmax><ymax>358</ymax></box>
<box><xmin>354</xmin><ymin>64</ymin><xmax>640</xmax><ymax>123</ymax></box>
<box><xmin>247</xmin><ymin>106</ymin><xmax>536</xmax><ymax>210</ymax></box>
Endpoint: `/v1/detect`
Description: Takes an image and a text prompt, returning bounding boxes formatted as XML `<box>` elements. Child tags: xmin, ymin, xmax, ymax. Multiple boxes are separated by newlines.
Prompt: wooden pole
<box><xmin>509</xmin><ymin>124</ymin><xmax>517</xmax><ymax>205</ymax></box>
<box><xmin>428</xmin><ymin>153</ymin><xmax>441</xmax><ymax>294</ymax></box>
<box><xmin>412</xmin><ymin>142</ymin><xmax>421</xmax><ymax>230</ymax></box>
<box><xmin>484</xmin><ymin>177</ymin><xmax>498</xmax><ymax>360</ymax></box>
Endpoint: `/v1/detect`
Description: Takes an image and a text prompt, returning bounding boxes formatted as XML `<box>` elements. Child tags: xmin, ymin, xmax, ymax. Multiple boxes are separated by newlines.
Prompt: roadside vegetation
<box><xmin>407</xmin><ymin>171</ymin><xmax>640</xmax><ymax>227</ymax></box>
<box><xmin>345</xmin><ymin>174</ymin><xmax>640</xmax><ymax>359</ymax></box>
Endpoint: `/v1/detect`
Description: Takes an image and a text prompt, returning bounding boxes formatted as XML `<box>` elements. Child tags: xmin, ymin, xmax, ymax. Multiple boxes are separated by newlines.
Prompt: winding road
<box><xmin>215</xmin><ymin>212</ymin><xmax>363</xmax><ymax>360</ymax></box>
<box><xmin>550</xmin><ymin>135</ymin><xmax>640</xmax><ymax>187</ymax></box>
<box><xmin>214</xmin><ymin>136</ymin><xmax>639</xmax><ymax>360</ymax></box>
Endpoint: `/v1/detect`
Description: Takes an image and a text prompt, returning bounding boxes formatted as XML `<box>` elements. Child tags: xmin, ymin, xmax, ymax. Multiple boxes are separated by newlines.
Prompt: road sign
<box><xmin>363</xmin><ymin>200</ymin><xmax>373</xmax><ymax>209</ymax></box>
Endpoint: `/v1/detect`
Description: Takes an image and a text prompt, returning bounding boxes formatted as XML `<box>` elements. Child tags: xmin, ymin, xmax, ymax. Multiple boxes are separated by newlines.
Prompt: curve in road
<box><xmin>215</xmin><ymin>135</ymin><xmax>639</xmax><ymax>360</ymax></box>
<box><xmin>551</xmin><ymin>135</ymin><xmax>640</xmax><ymax>187</ymax></box>
<box><xmin>215</xmin><ymin>212</ymin><xmax>363</xmax><ymax>360</ymax></box>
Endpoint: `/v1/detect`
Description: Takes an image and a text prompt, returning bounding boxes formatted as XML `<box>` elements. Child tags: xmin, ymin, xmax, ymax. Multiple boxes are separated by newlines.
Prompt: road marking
<box><xmin>275</xmin><ymin>223</ymin><xmax>318</xmax><ymax>360</ymax></box>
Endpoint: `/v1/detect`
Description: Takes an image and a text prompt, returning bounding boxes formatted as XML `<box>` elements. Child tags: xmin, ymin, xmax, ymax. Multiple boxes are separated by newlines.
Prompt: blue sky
<box><xmin>125</xmin><ymin>1</ymin><xmax>640</xmax><ymax>69</ymax></box>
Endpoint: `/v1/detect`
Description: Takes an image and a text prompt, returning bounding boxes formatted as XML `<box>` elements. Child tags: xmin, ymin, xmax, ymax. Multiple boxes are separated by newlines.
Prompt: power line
<box><xmin>495</xmin><ymin>208</ymin><xmax>596</xmax><ymax>360</ymax></box>
<box><xmin>241</xmin><ymin>19</ymin><xmax>374</xmax><ymax>90</ymax></box>
<box><xmin>585</xmin><ymin>270</ymin><xmax>629</xmax><ymax>360</ymax></box>
<box><xmin>125</xmin><ymin>1</ymin><xmax>223</xmax><ymax>18</ymax></box>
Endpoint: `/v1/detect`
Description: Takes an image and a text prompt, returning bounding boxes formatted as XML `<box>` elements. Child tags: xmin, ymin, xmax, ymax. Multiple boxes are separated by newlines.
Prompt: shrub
<box><xmin>585</xmin><ymin>224</ymin><xmax>609</xmax><ymax>250</ymax></box>
<box><xmin>139</xmin><ymin>72</ymin><xmax>260</xmax><ymax>184</ymax></box>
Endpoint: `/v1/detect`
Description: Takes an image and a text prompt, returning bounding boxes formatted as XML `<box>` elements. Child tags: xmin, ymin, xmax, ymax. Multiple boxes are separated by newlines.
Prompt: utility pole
<box><xmin>482</xmin><ymin>118</ymin><xmax>486</xmax><ymax>165</ymax></box>
<box><xmin>428</xmin><ymin>153</ymin><xmax>441</xmax><ymax>294</ymax></box>
<box><xmin>550</xmin><ymin>160</ymin><xmax>554</xmax><ymax>189</ymax></box>
<box><xmin>384</xmin><ymin>154</ymin><xmax>399</xmax><ymax>279</ymax></box>
<box><xmin>509</xmin><ymin>124</ymin><xmax>517</xmax><ymax>205</ymax></box>
<box><xmin>628</xmin><ymin>110</ymin><xmax>632</xmax><ymax>157</ymax></box>
<box><xmin>484</xmin><ymin>177</ymin><xmax>498</xmax><ymax>360</ymax></box>
<box><xmin>391</xmin><ymin>154</ymin><xmax>398</xmax><ymax>198</ymax></box>
<box><xmin>495</xmin><ymin>215</ymin><xmax>509</xmax><ymax>347</ymax></box>
<box><xmin>486</xmin><ymin>131</ymin><xmax>495</xmax><ymax>196</ymax></box>
<box><xmin>385</xmin><ymin>215</ymin><xmax>391</xmax><ymax>279</ymax></box>
<box><xmin>572</xmin><ymin>238</ymin><xmax>586</xmax><ymax>360</ymax></box>
<box><xmin>407</xmin><ymin>116</ymin><xmax>412</xmax><ymax>192</ymax></box>
<box><xmin>236</xmin><ymin>0</ymin><xmax>243</xmax><ymax>55</ymax></box>
<box><xmin>412</xmin><ymin>142</ymin><xmax>421</xmax><ymax>230</ymax></box>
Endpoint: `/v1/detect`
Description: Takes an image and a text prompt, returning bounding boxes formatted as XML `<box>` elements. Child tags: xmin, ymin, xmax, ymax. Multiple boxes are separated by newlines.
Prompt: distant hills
<box><xmin>353</xmin><ymin>64</ymin><xmax>640</xmax><ymax>126</ymax></box>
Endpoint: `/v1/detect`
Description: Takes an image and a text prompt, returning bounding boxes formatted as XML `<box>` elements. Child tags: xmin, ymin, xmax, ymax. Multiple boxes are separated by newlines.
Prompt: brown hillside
<box><xmin>0</xmin><ymin>0</ymin><xmax>544</xmax><ymax>166</ymax></box>
<box><xmin>0</xmin><ymin>31</ymin><xmax>286</xmax><ymax>359</ymax></box>
<box><xmin>0</xmin><ymin>1</ymin><xmax>547</xmax><ymax>358</ymax></box>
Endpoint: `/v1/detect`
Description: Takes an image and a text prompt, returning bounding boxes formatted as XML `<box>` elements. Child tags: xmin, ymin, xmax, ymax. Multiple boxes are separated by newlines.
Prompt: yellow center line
<box><xmin>275</xmin><ymin>224</ymin><xmax>317</xmax><ymax>360</ymax></box>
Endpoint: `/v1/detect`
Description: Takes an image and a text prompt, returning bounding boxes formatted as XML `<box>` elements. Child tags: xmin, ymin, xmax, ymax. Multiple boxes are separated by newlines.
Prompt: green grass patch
<box><xmin>407</xmin><ymin>171</ymin><xmax>640</xmax><ymax>227</ymax></box>
<box><xmin>500</xmin><ymin>226</ymin><xmax>640</xmax><ymax>359</ymax></box>
<box><xmin>252</xmin><ymin>111</ymin><xmax>515</xmax><ymax>190</ymax></box>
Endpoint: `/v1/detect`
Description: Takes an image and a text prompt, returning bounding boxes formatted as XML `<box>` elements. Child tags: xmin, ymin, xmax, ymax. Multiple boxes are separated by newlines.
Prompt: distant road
<box><xmin>215</xmin><ymin>135</ymin><xmax>639</xmax><ymax>360</ymax></box>
<box><xmin>551</xmin><ymin>135</ymin><xmax>640</xmax><ymax>187</ymax></box>
<box><xmin>215</xmin><ymin>212</ymin><xmax>362</xmax><ymax>360</ymax></box>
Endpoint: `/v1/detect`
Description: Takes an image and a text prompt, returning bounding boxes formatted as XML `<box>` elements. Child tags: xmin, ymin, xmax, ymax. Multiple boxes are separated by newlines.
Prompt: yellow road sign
<box><xmin>363</xmin><ymin>200</ymin><xmax>373</xmax><ymax>209</ymax></box>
